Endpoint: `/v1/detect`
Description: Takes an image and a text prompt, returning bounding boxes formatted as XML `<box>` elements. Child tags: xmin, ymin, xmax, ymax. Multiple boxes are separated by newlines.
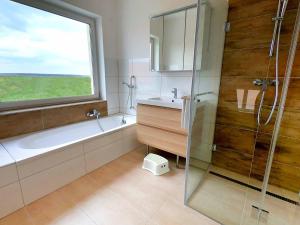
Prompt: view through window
<box><xmin>0</xmin><ymin>0</ymin><xmax>96</xmax><ymax>104</ymax></box>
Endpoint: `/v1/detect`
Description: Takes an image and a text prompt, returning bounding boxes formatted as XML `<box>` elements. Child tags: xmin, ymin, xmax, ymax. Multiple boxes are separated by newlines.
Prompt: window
<box><xmin>0</xmin><ymin>0</ymin><xmax>100</xmax><ymax>111</ymax></box>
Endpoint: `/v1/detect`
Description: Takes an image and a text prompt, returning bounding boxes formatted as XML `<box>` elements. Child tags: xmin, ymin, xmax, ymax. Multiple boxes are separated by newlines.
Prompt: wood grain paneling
<box><xmin>256</xmin><ymin>132</ymin><xmax>300</xmax><ymax>167</ymax></box>
<box><xmin>137</xmin><ymin>125</ymin><xmax>187</xmax><ymax>157</ymax></box>
<box><xmin>0</xmin><ymin>110</ymin><xmax>43</xmax><ymax>139</ymax></box>
<box><xmin>284</xmin><ymin>78</ymin><xmax>300</xmax><ymax>109</ymax></box>
<box><xmin>137</xmin><ymin>104</ymin><xmax>186</xmax><ymax>134</ymax></box>
<box><xmin>225</xmin><ymin>9</ymin><xmax>297</xmax><ymax>51</ymax></box>
<box><xmin>0</xmin><ymin>101</ymin><xmax>107</xmax><ymax>139</ymax></box>
<box><xmin>214</xmin><ymin>125</ymin><xmax>256</xmax><ymax>155</ymax></box>
<box><xmin>216</xmin><ymin>102</ymin><xmax>258</xmax><ymax>130</ymax></box>
<box><xmin>42</xmin><ymin>101</ymin><xmax>108</xmax><ymax>129</ymax></box>
<box><xmin>222</xmin><ymin>47</ymin><xmax>300</xmax><ymax>78</ymax></box>
<box><xmin>279</xmin><ymin>109</ymin><xmax>300</xmax><ymax>138</ymax></box>
<box><xmin>228</xmin><ymin>0</ymin><xmax>299</xmax><ymax>21</ymax></box>
<box><xmin>222</xmin><ymin>48</ymin><xmax>270</xmax><ymax>77</ymax></box>
<box><xmin>214</xmin><ymin>0</ymin><xmax>300</xmax><ymax>192</ymax></box>
<box><xmin>251</xmin><ymin>155</ymin><xmax>300</xmax><ymax>192</ymax></box>
<box><xmin>212</xmin><ymin>149</ymin><xmax>252</xmax><ymax>176</ymax></box>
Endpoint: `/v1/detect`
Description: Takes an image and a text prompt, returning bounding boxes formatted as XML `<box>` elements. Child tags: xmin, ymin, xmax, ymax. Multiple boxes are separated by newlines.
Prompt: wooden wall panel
<box><xmin>216</xmin><ymin>103</ymin><xmax>257</xmax><ymax>130</ymax></box>
<box><xmin>213</xmin><ymin>0</ymin><xmax>300</xmax><ymax>192</ymax></box>
<box><xmin>212</xmin><ymin>149</ymin><xmax>252</xmax><ymax>176</ymax></box>
<box><xmin>214</xmin><ymin>125</ymin><xmax>256</xmax><ymax>155</ymax></box>
<box><xmin>225</xmin><ymin>9</ymin><xmax>297</xmax><ymax>51</ymax></box>
<box><xmin>0</xmin><ymin>110</ymin><xmax>44</xmax><ymax>139</ymax></box>
<box><xmin>0</xmin><ymin>101</ymin><xmax>107</xmax><ymax>139</ymax></box>
<box><xmin>222</xmin><ymin>48</ymin><xmax>270</xmax><ymax>77</ymax></box>
<box><xmin>228</xmin><ymin>0</ymin><xmax>299</xmax><ymax>21</ymax></box>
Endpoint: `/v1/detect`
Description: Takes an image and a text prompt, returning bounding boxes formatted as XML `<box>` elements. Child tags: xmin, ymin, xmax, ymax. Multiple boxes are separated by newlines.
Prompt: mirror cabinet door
<box><xmin>150</xmin><ymin>16</ymin><xmax>164</xmax><ymax>71</ymax></box>
<box><xmin>184</xmin><ymin>7</ymin><xmax>197</xmax><ymax>70</ymax></box>
<box><xmin>162</xmin><ymin>11</ymin><xmax>186</xmax><ymax>71</ymax></box>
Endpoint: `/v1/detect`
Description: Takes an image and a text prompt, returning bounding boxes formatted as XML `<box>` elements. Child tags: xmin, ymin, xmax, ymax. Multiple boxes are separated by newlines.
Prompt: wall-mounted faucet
<box><xmin>122</xmin><ymin>75</ymin><xmax>136</xmax><ymax>110</ymax></box>
<box><xmin>87</xmin><ymin>109</ymin><xmax>104</xmax><ymax>132</ymax></box>
<box><xmin>86</xmin><ymin>109</ymin><xmax>101</xmax><ymax>119</ymax></box>
<box><xmin>171</xmin><ymin>88</ymin><xmax>178</xmax><ymax>99</ymax></box>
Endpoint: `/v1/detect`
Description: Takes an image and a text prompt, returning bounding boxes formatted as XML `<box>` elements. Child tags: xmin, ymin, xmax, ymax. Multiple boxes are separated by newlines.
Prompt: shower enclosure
<box><xmin>184</xmin><ymin>0</ymin><xmax>300</xmax><ymax>224</ymax></box>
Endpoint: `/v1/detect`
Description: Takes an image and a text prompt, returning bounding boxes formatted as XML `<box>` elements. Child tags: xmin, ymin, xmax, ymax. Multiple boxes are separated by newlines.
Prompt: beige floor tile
<box><xmin>187</xmin><ymin>167</ymin><xmax>300</xmax><ymax>225</ymax></box>
<box><xmin>147</xmin><ymin>198</ymin><xmax>219</xmax><ymax>225</ymax></box>
<box><xmin>25</xmin><ymin>190</ymin><xmax>96</xmax><ymax>225</ymax></box>
<box><xmin>76</xmin><ymin>187</ymin><xmax>148</xmax><ymax>225</ymax></box>
<box><xmin>0</xmin><ymin>147</ymin><xmax>217</xmax><ymax>225</ymax></box>
<box><xmin>0</xmin><ymin>209</ymin><xmax>34</xmax><ymax>225</ymax></box>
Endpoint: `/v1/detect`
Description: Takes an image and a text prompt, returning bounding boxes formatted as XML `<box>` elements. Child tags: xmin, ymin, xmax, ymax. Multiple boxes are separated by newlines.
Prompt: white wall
<box><xmin>65</xmin><ymin>0</ymin><xmax>198</xmax><ymax>115</ymax></box>
<box><xmin>116</xmin><ymin>0</ymin><xmax>197</xmax><ymax>114</ymax></box>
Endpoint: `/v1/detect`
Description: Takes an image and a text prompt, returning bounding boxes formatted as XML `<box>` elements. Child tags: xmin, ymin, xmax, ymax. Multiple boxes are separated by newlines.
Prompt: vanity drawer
<box><xmin>137</xmin><ymin>125</ymin><xmax>187</xmax><ymax>157</ymax></box>
<box><xmin>137</xmin><ymin>104</ymin><xmax>186</xmax><ymax>134</ymax></box>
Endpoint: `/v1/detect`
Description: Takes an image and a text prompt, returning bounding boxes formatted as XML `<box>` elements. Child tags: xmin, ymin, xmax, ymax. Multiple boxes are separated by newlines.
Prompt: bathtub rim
<box><xmin>1</xmin><ymin>114</ymin><xmax>136</xmax><ymax>165</ymax></box>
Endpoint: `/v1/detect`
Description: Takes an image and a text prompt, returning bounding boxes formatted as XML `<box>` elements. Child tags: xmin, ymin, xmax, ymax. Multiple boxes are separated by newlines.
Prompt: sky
<box><xmin>0</xmin><ymin>0</ymin><xmax>92</xmax><ymax>76</ymax></box>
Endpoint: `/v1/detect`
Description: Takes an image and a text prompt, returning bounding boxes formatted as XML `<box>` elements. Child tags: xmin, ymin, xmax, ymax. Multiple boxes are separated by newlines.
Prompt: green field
<box><xmin>0</xmin><ymin>75</ymin><xmax>92</xmax><ymax>102</ymax></box>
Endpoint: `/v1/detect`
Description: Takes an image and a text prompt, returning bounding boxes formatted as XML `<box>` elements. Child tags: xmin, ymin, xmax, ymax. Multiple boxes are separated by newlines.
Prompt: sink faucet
<box><xmin>171</xmin><ymin>88</ymin><xmax>178</xmax><ymax>99</ymax></box>
<box><xmin>86</xmin><ymin>109</ymin><xmax>101</xmax><ymax>119</ymax></box>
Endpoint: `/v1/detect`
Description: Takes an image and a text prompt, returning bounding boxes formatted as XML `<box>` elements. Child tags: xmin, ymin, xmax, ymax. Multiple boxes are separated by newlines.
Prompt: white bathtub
<box><xmin>0</xmin><ymin>113</ymin><xmax>141</xmax><ymax>209</ymax></box>
<box><xmin>2</xmin><ymin>114</ymin><xmax>136</xmax><ymax>163</ymax></box>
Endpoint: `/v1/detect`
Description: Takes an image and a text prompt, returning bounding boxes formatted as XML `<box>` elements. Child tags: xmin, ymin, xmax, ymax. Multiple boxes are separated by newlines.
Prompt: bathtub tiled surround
<box><xmin>0</xmin><ymin>145</ymin><xmax>24</xmax><ymax>219</ymax></box>
<box><xmin>0</xmin><ymin>115</ymin><xmax>141</xmax><ymax>218</ymax></box>
<box><xmin>0</xmin><ymin>101</ymin><xmax>108</xmax><ymax>139</ymax></box>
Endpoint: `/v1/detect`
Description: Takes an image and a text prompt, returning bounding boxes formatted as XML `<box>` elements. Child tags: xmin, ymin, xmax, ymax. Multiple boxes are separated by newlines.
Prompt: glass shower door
<box><xmin>184</xmin><ymin>0</ymin><xmax>250</xmax><ymax>224</ymax></box>
<box><xmin>185</xmin><ymin>0</ymin><xmax>300</xmax><ymax>225</ymax></box>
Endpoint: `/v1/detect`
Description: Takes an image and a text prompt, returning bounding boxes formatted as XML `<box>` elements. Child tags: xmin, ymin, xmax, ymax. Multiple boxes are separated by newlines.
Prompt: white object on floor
<box><xmin>142</xmin><ymin>153</ymin><xmax>170</xmax><ymax>176</ymax></box>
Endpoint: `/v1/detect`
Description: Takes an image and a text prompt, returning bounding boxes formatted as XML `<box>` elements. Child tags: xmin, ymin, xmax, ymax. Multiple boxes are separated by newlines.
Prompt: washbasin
<box><xmin>137</xmin><ymin>97</ymin><xmax>184</xmax><ymax>109</ymax></box>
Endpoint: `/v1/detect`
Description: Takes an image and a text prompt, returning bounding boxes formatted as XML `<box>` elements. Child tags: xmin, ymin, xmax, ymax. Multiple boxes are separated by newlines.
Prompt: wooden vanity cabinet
<box><xmin>136</xmin><ymin>104</ymin><xmax>188</xmax><ymax>157</ymax></box>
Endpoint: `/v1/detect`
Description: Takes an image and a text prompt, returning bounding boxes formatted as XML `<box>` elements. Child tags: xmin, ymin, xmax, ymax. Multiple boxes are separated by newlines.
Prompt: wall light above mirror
<box><xmin>150</xmin><ymin>2</ymin><xmax>211</xmax><ymax>72</ymax></box>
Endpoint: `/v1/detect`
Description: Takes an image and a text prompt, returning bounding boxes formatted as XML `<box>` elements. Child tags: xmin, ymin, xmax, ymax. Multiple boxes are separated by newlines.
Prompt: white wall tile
<box><xmin>83</xmin><ymin>131</ymin><xmax>122</xmax><ymax>153</ymax></box>
<box><xmin>106</xmin><ymin>93</ymin><xmax>120</xmax><ymax>112</ymax></box>
<box><xmin>118</xmin><ymin>59</ymin><xmax>133</xmax><ymax>77</ymax></box>
<box><xmin>17</xmin><ymin>145</ymin><xmax>84</xmax><ymax>179</ymax></box>
<box><xmin>105</xmin><ymin>58</ymin><xmax>118</xmax><ymax>77</ymax></box>
<box><xmin>85</xmin><ymin>139</ymin><xmax>123</xmax><ymax>173</ymax></box>
<box><xmin>0</xmin><ymin>182</ymin><xmax>24</xmax><ymax>218</ymax></box>
<box><xmin>0</xmin><ymin>145</ymin><xmax>14</xmax><ymax>167</ymax></box>
<box><xmin>20</xmin><ymin>156</ymin><xmax>86</xmax><ymax>205</ymax></box>
<box><xmin>0</xmin><ymin>164</ymin><xmax>19</xmax><ymax>188</ymax></box>
<box><xmin>106</xmin><ymin>76</ymin><xmax>119</xmax><ymax>93</ymax></box>
<box><xmin>161</xmin><ymin>75</ymin><xmax>193</xmax><ymax>97</ymax></box>
<box><xmin>108</xmin><ymin>107</ymin><xmax>120</xmax><ymax>115</ymax></box>
<box><xmin>122</xmin><ymin>126</ymin><xmax>140</xmax><ymax>152</ymax></box>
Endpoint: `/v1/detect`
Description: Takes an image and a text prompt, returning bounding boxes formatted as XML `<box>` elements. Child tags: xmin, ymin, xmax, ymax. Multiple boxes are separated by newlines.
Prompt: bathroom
<box><xmin>0</xmin><ymin>0</ymin><xmax>299</xmax><ymax>224</ymax></box>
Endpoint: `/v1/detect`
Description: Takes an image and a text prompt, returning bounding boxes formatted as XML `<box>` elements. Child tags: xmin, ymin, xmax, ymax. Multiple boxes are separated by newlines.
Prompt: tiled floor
<box><xmin>0</xmin><ymin>147</ymin><xmax>217</xmax><ymax>225</ymax></box>
<box><xmin>187</xmin><ymin>166</ymin><xmax>300</xmax><ymax>225</ymax></box>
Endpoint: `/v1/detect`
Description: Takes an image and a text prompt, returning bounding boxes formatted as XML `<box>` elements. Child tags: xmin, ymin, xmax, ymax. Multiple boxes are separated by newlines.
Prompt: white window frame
<box><xmin>0</xmin><ymin>0</ymin><xmax>102</xmax><ymax>112</ymax></box>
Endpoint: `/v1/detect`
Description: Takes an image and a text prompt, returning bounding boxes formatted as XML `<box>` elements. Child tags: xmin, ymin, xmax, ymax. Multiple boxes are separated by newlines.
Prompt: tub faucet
<box><xmin>87</xmin><ymin>109</ymin><xmax>101</xmax><ymax>118</ymax></box>
<box><xmin>171</xmin><ymin>88</ymin><xmax>178</xmax><ymax>99</ymax></box>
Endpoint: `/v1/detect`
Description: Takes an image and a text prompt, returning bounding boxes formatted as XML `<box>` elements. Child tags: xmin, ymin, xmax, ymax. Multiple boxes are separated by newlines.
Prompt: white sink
<box><xmin>137</xmin><ymin>97</ymin><xmax>184</xmax><ymax>109</ymax></box>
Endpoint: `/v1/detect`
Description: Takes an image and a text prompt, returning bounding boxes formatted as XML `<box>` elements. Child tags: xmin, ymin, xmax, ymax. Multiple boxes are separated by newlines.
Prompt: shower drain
<box><xmin>209</xmin><ymin>171</ymin><xmax>299</xmax><ymax>206</ymax></box>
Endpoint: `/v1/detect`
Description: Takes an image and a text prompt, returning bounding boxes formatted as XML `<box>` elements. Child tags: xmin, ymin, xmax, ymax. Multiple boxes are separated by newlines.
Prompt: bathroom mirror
<box><xmin>162</xmin><ymin>11</ymin><xmax>186</xmax><ymax>71</ymax></box>
<box><xmin>150</xmin><ymin>4</ymin><xmax>211</xmax><ymax>72</ymax></box>
<box><xmin>150</xmin><ymin>4</ymin><xmax>206</xmax><ymax>72</ymax></box>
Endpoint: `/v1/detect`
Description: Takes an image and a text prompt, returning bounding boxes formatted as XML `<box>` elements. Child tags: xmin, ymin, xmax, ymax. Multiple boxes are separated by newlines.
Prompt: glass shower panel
<box><xmin>184</xmin><ymin>1</ymin><xmax>250</xmax><ymax>224</ymax></box>
<box><xmin>185</xmin><ymin>0</ymin><xmax>300</xmax><ymax>224</ymax></box>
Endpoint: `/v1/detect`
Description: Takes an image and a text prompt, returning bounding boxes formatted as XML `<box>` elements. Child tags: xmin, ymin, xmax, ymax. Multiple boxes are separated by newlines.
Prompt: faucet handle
<box><xmin>171</xmin><ymin>88</ymin><xmax>178</xmax><ymax>99</ymax></box>
<box><xmin>86</xmin><ymin>109</ymin><xmax>100</xmax><ymax>118</ymax></box>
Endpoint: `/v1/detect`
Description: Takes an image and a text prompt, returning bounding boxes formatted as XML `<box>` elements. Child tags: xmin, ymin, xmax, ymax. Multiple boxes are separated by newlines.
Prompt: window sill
<box><xmin>0</xmin><ymin>99</ymin><xmax>106</xmax><ymax>116</ymax></box>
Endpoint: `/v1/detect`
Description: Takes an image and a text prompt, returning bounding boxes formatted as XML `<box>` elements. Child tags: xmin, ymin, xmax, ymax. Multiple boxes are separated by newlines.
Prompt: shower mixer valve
<box><xmin>253</xmin><ymin>79</ymin><xmax>278</xmax><ymax>87</ymax></box>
